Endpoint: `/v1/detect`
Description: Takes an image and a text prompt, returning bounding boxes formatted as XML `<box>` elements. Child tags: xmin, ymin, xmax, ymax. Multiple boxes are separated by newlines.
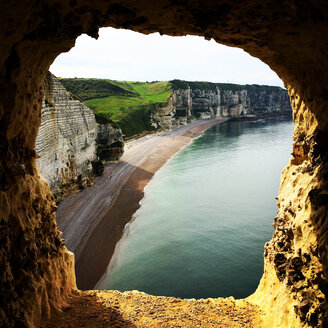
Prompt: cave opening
<box><xmin>46</xmin><ymin>27</ymin><xmax>292</xmax><ymax>299</ymax></box>
<box><xmin>1</xmin><ymin>1</ymin><xmax>328</xmax><ymax>327</ymax></box>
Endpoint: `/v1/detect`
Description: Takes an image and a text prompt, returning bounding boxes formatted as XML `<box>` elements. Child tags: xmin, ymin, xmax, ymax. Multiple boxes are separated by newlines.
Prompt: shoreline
<box><xmin>57</xmin><ymin>118</ymin><xmax>228</xmax><ymax>289</ymax></box>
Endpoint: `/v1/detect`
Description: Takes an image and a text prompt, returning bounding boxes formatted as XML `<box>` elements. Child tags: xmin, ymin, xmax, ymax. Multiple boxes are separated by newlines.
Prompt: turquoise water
<box><xmin>98</xmin><ymin>119</ymin><xmax>294</xmax><ymax>299</ymax></box>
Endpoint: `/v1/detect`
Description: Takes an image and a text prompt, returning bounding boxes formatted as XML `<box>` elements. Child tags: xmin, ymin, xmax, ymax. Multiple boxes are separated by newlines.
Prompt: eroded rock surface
<box><xmin>1</xmin><ymin>0</ymin><xmax>328</xmax><ymax>327</ymax></box>
<box><xmin>152</xmin><ymin>82</ymin><xmax>291</xmax><ymax>130</ymax></box>
<box><xmin>43</xmin><ymin>290</ymin><xmax>263</xmax><ymax>328</ymax></box>
<box><xmin>96</xmin><ymin>123</ymin><xmax>124</xmax><ymax>163</ymax></box>
<box><xmin>249</xmin><ymin>86</ymin><xmax>328</xmax><ymax>327</ymax></box>
<box><xmin>36</xmin><ymin>72</ymin><xmax>123</xmax><ymax>201</ymax></box>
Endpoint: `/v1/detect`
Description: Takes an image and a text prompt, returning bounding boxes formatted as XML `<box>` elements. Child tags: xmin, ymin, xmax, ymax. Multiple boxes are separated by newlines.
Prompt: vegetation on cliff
<box><xmin>171</xmin><ymin>79</ymin><xmax>286</xmax><ymax>93</ymax></box>
<box><xmin>60</xmin><ymin>78</ymin><xmax>172</xmax><ymax>138</ymax></box>
<box><xmin>60</xmin><ymin>78</ymin><xmax>137</xmax><ymax>100</ymax></box>
<box><xmin>171</xmin><ymin>79</ymin><xmax>242</xmax><ymax>91</ymax></box>
<box><xmin>61</xmin><ymin>78</ymin><xmax>289</xmax><ymax>138</ymax></box>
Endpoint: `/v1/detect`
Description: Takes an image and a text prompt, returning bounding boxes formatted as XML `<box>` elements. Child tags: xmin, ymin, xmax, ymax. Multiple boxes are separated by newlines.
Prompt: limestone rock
<box><xmin>151</xmin><ymin>82</ymin><xmax>291</xmax><ymax>130</ymax></box>
<box><xmin>96</xmin><ymin>123</ymin><xmax>124</xmax><ymax>163</ymax></box>
<box><xmin>36</xmin><ymin>72</ymin><xmax>123</xmax><ymax>201</ymax></box>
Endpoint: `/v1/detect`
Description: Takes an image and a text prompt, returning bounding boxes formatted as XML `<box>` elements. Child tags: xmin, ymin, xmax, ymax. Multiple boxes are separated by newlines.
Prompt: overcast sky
<box><xmin>50</xmin><ymin>27</ymin><xmax>283</xmax><ymax>87</ymax></box>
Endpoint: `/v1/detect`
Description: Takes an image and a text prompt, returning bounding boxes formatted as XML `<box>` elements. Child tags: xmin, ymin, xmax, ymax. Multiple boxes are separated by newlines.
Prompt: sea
<box><xmin>97</xmin><ymin>118</ymin><xmax>294</xmax><ymax>299</ymax></box>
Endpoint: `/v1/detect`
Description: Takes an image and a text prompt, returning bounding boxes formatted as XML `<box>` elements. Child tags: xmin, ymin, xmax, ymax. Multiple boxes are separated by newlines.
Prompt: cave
<box><xmin>1</xmin><ymin>1</ymin><xmax>328</xmax><ymax>327</ymax></box>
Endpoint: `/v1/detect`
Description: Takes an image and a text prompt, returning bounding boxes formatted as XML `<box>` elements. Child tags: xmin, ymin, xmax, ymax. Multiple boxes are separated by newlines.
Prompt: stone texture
<box><xmin>43</xmin><ymin>290</ymin><xmax>264</xmax><ymax>327</ymax></box>
<box><xmin>0</xmin><ymin>1</ymin><xmax>328</xmax><ymax>327</ymax></box>
<box><xmin>36</xmin><ymin>72</ymin><xmax>97</xmax><ymax>200</ymax></box>
<box><xmin>248</xmin><ymin>86</ymin><xmax>328</xmax><ymax>327</ymax></box>
<box><xmin>96</xmin><ymin>123</ymin><xmax>124</xmax><ymax>163</ymax></box>
<box><xmin>36</xmin><ymin>72</ymin><xmax>123</xmax><ymax>201</ymax></box>
<box><xmin>152</xmin><ymin>84</ymin><xmax>291</xmax><ymax>130</ymax></box>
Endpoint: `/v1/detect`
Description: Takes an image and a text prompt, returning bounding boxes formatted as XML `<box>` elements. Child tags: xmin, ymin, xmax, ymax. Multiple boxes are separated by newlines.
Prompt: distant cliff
<box><xmin>36</xmin><ymin>72</ymin><xmax>124</xmax><ymax>201</ymax></box>
<box><xmin>151</xmin><ymin>80</ymin><xmax>291</xmax><ymax>130</ymax></box>
<box><xmin>60</xmin><ymin>78</ymin><xmax>291</xmax><ymax>138</ymax></box>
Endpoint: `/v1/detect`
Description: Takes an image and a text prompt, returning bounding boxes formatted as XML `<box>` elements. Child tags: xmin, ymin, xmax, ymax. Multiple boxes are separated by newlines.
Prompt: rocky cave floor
<box><xmin>42</xmin><ymin>290</ymin><xmax>264</xmax><ymax>327</ymax></box>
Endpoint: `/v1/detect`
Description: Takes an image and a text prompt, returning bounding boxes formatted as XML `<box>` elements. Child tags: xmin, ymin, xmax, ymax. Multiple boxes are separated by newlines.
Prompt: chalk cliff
<box><xmin>151</xmin><ymin>81</ymin><xmax>291</xmax><ymax>130</ymax></box>
<box><xmin>36</xmin><ymin>72</ymin><xmax>123</xmax><ymax>201</ymax></box>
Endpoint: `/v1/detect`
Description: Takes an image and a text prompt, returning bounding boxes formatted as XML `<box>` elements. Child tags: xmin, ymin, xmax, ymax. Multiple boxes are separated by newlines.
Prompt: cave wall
<box><xmin>1</xmin><ymin>0</ymin><xmax>328</xmax><ymax>327</ymax></box>
<box><xmin>249</xmin><ymin>85</ymin><xmax>328</xmax><ymax>327</ymax></box>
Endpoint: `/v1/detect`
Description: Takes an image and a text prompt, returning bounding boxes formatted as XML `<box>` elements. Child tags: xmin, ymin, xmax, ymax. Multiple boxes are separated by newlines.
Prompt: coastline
<box><xmin>57</xmin><ymin>117</ymin><xmax>228</xmax><ymax>289</ymax></box>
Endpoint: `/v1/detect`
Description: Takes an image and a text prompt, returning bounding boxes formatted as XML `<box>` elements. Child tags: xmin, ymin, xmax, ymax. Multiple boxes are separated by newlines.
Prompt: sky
<box><xmin>50</xmin><ymin>27</ymin><xmax>284</xmax><ymax>87</ymax></box>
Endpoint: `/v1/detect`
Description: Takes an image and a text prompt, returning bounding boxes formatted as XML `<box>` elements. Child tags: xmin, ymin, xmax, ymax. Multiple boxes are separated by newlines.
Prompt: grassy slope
<box><xmin>85</xmin><ymin>81</ymin><xmax>172</xmax><ymax>115</ymax></box>
<box><xmin>59</xmin><ymin>78</ymin><xmax>138</xmax><ymax>100</ymax></box>
<box><xmin>60</xmin><ymin>79</ymin><xmax>172</xmax><ymax>138</ymax></box>
<box><xmin>86</xmin><ymin>81</ymin><xmax>172</xmax><ymax>138</ymax></box>
<box><xmin>60</xmin><ymin>78</ymin><xmax>287</xmax><ymax>138</ymax></box>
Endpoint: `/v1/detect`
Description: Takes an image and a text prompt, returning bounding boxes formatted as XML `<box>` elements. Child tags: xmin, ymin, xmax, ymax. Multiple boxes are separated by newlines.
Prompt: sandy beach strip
<box><xmin>56</xmin><ymin>118</ymin><xmax>228</xmax><ymax>289</ymax></box>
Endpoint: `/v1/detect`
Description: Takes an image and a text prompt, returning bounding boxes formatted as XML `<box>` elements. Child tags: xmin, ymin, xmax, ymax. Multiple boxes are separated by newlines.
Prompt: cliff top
<box><xmin>60</xmin><ymin>78</ymin><xmax>172</xmax><ymax>137</ymax></box>
<box><xmin>59</xmin><ymin>77</ymin><xmax>289</xmax><ymax>138</ymax></box>
<box><xmin>60</xmin><ymin>78</ymin><xmax>172</xmax><ymax>102</ymax></box>
<box><xmin>60</xmin><ymin>78</ymin><xmax>286</xmax><ymax>102</ymax></box>
<box><xmin>170</xmin><ymin>79</ymin><xmax>286</xmax><ymax>92</ymax></box>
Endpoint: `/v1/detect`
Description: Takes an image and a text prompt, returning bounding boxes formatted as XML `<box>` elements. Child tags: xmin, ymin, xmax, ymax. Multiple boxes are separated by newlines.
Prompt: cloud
<box><xmin>50</xmin><ymin>27</ymin><xmax>283</xmax><ymax>87</ymax></box>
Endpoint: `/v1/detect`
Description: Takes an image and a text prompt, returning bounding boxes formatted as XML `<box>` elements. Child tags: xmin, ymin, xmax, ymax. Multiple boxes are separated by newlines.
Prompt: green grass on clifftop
<box><xmin>60</xmin><ymin>77</ymin><xmax>287</xmax><ymax>138</ymax></box>
<box><xmin>85</xmin><ymin>81</ymin><xmax>172</xmax><ymax>138</ymax></box>
<box><xmin>170</xmin><ymin>79</ymin><xmax>284</xmax><ymax>92</ymax></box>
<box><xmin>59</xmin><ymin>78</ymin><xmax>138</xmax><ymax>100</ymax></box>
<box><xmin>60</xmin><ymin>78</ymin><xmax>172</xmax><ymax>138</ymax></box>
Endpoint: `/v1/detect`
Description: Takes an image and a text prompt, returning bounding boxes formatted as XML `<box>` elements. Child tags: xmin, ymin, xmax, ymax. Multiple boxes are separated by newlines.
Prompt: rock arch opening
<box><xmin>46</xmin><ymin>27</ymin><xmax>291</xmax><ymax>297</ymax></box>
<box><xmin>1</xmin><ymin>1</ymin><xmax>328</xmax><ymax>327</ymax></box>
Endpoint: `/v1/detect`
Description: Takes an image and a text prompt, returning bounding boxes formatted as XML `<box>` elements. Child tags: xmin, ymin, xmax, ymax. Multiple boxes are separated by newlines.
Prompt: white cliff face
<box><xmin>36</xmin><ymin>72</ymin><xmax>97</xmax><ymax>200</ymax></box>
<box><xmin>36</xmin><ymin>72</ymin><xmax>123</xmax><ymax>201</ymax></box>
<box><xmin>151</xmin><ymin>83</ymin><xmax>291</xmax><ymax>130</ymax></box>
<box><xmin>217</xmin><ymin>89</ymin><xmax>250</xmax><ymax>117</ymax></box>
